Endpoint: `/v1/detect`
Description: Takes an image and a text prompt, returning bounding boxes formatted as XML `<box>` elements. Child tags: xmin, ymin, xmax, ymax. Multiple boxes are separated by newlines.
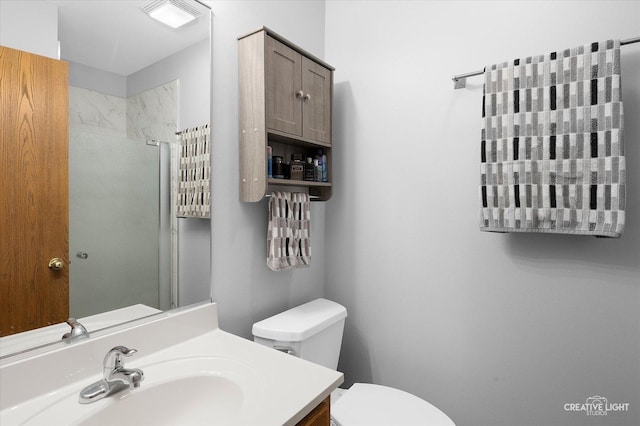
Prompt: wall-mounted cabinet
<box><xmin>239</xmin><ymin>27</ymin><xmax>334</xmax><ymax>202</ymax></box>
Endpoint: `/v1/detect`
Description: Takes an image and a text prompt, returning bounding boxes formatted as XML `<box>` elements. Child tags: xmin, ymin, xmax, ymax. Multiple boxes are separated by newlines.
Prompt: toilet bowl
<box><xmin>252</xmin><ymin>298</ymin><xmax>455</xmax><ymax>426</ymax></box>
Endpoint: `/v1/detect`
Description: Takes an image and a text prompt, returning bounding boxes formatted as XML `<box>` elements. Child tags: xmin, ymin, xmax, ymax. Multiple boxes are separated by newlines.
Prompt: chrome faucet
<box><xmin>62</xmin><ymin>318</ymin><xmax>89</xmax><ymax>342</ymax></box>
<box><xmin>79</xmin><ymin>346</ymin><xmax>144</xmax><ymax>404</ymax></box>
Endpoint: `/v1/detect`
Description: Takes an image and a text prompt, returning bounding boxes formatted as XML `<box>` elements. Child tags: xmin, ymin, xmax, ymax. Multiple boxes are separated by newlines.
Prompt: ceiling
<box><xmin>55</xmin><ymin>0</ymin><xmax>210</xmax><ymax>76</ymax></box>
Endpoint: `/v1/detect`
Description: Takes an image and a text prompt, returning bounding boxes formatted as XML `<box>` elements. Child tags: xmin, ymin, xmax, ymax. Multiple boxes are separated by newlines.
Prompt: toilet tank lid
<box><xmin>252</xmin><ymin>298</ymin><xmax>347</xmax><ymax>342</ymax></box>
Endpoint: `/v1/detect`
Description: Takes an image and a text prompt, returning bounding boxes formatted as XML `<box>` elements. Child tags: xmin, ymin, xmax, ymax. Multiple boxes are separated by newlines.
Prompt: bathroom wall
<box><xmin>128</xmin><ymin>39</ymin><xmax>210</xmax><ymax>129</ymax></box>
<box><xmin>0</xmin><ymin>1</ymin><xmax>58</xmax><ymax>59</ymax></box>
<box><xmin>324</xmin><ymin>2</ymin><xmax>640</xmax><ymax>426</ymax></box>
<box><xmin>68</xmin><ymin>62</ymin><xmax>127</xmax><ymax>98</ymax></box>
<box><xmin>128</xmin><ymin>39</ymin><xmax>213</xmax><ymax>306</ymax></box>
<box><xmin>207</xmin><ymin>0</ymin><xmax>328</xmax><ymax>335</ymax></box>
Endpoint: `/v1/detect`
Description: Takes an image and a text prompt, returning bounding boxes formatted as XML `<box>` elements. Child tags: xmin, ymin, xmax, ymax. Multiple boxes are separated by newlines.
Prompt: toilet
<box><xmin>252</xmin><ymin>298</ymin><xmax>455</xmax><ymax>426</ymax></box>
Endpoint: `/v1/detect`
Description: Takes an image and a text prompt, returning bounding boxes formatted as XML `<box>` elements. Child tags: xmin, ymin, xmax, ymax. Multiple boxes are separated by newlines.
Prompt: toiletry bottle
<box><xmin>290</xmin><ymin>154</ymin><xmax>304</xmax><ymax>181</ymax></box>
<box><xmin>273</xmin><ymin>156</ymin><xmax>284</xmax><ymax>179</ymax></box>
<box><xmin>284</xmin><ymin>160</ymin><xmax>290</xmax><ymax>179</ymax></box>
<box><xmin>314</xmin><ymin>159</ymin><xmax>322</xmax><ymax>181</ymax></box>
<box><xmin>316</xmin><ymin>148</ymin><xmax>327</xmax><ymax>182</ymax></box>
<box><xmin>267</xmin><ymin>146</ymin><xmax>273</xmax><ymax>178</ymax></box>
<box><xmin>304</xmin><ymin>157</ymin><xmax>315</xmax><ymax>181</ymax></box>
<box><xmin>322</xmin><ymin>154</ymin><xmax>327</xmax><ymax>181</ymax></box>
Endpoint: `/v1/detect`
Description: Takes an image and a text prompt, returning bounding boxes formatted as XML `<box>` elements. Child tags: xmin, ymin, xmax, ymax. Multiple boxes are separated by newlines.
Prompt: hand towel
<box><xmin>480</xmin><ymin>39</ymin><xmax>625</xmax><ymax>237</ymax></box>
<box><xmin>267</xmin><ymin>192</ymin><xmax>311</xmax><ymax>271</ymax></box>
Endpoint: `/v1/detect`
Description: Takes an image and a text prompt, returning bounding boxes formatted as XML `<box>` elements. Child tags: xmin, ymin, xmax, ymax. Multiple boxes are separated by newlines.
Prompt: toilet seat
<box><xmin>331</xmin><ymin>383</ymin><xmax>455</xmax><ymax>426</ymax></box>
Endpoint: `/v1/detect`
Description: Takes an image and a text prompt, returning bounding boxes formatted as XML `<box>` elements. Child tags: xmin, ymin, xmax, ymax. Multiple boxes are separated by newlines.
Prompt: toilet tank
<box><xmin>252</xmin><ymin>298</ymin><xmax>347</xmax><ymax>370</ymax></box>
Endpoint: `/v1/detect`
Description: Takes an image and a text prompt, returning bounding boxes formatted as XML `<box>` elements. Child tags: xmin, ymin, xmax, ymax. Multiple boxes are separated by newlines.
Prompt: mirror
<box><xmin>0</xmin><ymin>0</ymin><xmax>212</xmax><ymax>358</ymax></box>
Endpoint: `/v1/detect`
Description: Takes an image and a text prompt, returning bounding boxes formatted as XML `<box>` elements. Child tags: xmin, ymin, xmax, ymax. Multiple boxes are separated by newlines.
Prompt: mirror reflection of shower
<box><xmin>0</xmin><ymin>0</ymin><xmax>212</xmax><ymax>360</ymax></box>
<box><xmin>68</xmin><ymin>80</ymin><xmax>178</xmax><ymax>317</ymax></box>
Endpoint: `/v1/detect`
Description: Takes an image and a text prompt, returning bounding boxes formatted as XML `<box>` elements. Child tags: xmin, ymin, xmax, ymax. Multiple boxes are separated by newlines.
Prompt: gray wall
<box><xmin>209</xmin><ymin>0</ymin><xmax>327</xmax><ymax>336</ymax></box>
<box><xmin>128</xmin><ymin>39</ymin><xmax>213</xmax><ymax>306</ymax></box>
<box><xmin>0</xmin><ymin>1</ymin><xmax>58</xmax><ymax>58</ymax></box>
<box><xmin>127</xmin><ymin>38</ymin><xmax>211</xmax><ymax>126</ymax></box>
<box><xmin>68</xmin><ymin>62</ymin><xmax>126</xmax><ymax>97</ymax></box>
<box><xmin>324</xmin><ymin>2</ymin><xmax>640</xmax><ymax>426</ymax></box>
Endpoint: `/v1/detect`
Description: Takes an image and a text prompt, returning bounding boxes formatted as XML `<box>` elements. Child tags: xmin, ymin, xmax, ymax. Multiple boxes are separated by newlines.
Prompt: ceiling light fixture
<box><xmin>140</xmin><ymin>0</ymin><xmax>202</xmax><ymax>29</ymax></box>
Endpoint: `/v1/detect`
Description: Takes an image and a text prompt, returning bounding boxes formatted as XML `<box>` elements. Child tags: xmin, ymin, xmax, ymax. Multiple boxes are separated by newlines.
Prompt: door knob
<box><xmin>48</xmin><ymin>258</ymin><xmax>65</xmax><ymax>271</ymax></box>
<box><xmin>295</xmin><ymin>90</ymin><xmax>304</xmax><ymax>99</ymax></box>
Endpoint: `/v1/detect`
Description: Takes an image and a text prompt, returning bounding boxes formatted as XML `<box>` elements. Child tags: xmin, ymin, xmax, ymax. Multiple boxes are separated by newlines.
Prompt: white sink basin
<box><xmin>21</xmin><ymin>356</ymin><xmax>266</xmax><ymax>426</ymax></box>
<box><xmin>1</xmin><ymin>303</ymin><xmax>343</xmax><ymax>426</ymax></box>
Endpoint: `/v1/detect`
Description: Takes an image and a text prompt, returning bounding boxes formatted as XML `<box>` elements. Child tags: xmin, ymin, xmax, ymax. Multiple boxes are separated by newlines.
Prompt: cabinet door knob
<box><xmin>295</xmin><ymin>90</ymin><xmax>304</xmax><ymax>99</ymax></box>
<box><xmin>303</xmin><ymin>93</ymin><xmax>311</xmax><ymax>101</ymax></box>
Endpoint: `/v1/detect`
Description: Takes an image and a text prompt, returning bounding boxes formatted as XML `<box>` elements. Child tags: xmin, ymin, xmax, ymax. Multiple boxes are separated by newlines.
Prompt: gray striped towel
<box><xmin>267</xmin><ymin>192</ymin><xmax>311</xmax><ymax>271</ymax></box>
<box><xmin>480</xmin><ymin>39</ymin><xmax>625</xmax><ymax>237</ymax></box>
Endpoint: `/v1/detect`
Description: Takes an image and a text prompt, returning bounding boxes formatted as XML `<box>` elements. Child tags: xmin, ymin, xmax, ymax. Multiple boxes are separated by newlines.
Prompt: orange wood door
<box><xmin>0</xmin><ymin>45</ymin><xmax>69</xmax><ymax>337</ymax></box>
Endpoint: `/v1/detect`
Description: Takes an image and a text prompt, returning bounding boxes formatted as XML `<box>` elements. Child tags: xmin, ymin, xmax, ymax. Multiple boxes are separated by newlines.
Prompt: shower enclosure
<box><xmin>67</xmin><ymin>82</ymin><xmax>177</xmax><ymax>318</ymax></box>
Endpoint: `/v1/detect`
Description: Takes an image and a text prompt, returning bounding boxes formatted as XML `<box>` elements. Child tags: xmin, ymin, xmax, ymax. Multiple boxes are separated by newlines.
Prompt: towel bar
<box><xmin>452</xmin><ymin>35</ymin><xmax>640</xmax><ymax>89</ymax></box>
<box><xmin>265</xmin><ymin>193</ymin><xmax>321</xmax><ymax>200</ymax></box>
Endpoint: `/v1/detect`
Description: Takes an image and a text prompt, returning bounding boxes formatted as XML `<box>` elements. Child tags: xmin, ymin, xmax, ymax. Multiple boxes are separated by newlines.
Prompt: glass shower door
<box><xmin>69</xmin><ymin>130</ymin><xmax>160</xmax><ymax>318</ymax></box>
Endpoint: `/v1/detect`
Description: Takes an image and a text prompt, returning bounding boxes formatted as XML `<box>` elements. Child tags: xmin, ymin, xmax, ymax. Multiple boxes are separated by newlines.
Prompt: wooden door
<box><xmin>0</xmin><ymin>46</ymin><xmax>69</xmax><ymax>337</ymax></box>
<box><xmin>266</xmin><ymin>36</ymin><xmax>303</xmax><ymax>137</ymax></box>
<box><xmin>301</xmin><ymin>57</ymin><xmax>331</xmax><ymax>144</ymax></box>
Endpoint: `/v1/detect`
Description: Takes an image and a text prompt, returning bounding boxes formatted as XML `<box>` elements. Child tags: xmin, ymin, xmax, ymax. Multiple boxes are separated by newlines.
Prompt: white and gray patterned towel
<box><xmin>177</xmin><ymin>124</ymin><xmax>211</xmax><ymax>218</ymax></box>
<box><xmin>480</xmin><ymin>39</ymin><xmax>625</xmax><ymax>237</ymax></box>
<box><xmin>267</xmin><ymin>192</ymin><xmax>311</xmax><ymax>271</ymax></box>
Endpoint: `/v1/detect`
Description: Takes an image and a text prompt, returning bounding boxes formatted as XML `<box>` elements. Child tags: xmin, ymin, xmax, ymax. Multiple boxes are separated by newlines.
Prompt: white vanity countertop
<box><xmin>0</xmin><ymin>304</ymin><xmax>161</xmax><ymax>358</ymax></box>
<box><xmin>0</xmin><ymin>302</ymin><xmax>343</xmax><ymax>425</ymax></box>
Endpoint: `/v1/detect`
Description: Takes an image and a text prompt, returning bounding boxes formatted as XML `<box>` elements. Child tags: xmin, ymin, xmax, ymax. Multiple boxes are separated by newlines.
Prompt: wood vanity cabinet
<box><xmin>296</xmin><ymin>396</ymin><xmax>331</xmax><ymax>426</ymax></box>
<box><xmin>238</xmin><ymin>27</ymin><xmax>334</xmax><ymax>202</ymax></box>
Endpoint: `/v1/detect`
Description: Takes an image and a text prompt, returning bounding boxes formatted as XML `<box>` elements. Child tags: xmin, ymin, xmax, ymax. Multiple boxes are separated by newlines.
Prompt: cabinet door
<box><xmin>301</xmin><ymin>57</ymin><xmax>331</xmax><ymax>144</ymax></box>
<box><xmin>296</xmin><ymin>397</ymin><xmax>330</xmax><ymax>426</ymax></box>
<box><xmin>266</xmin><ymin>36</ymin><xmax>302</xmax><ymax>137</ymax></box>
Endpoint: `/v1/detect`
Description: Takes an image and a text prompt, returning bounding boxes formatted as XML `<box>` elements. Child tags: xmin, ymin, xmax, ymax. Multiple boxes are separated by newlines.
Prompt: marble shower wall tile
<box><xmin>127</xmin><ymin>81</ymin><xmax>178</xmax><ymax>143</ymax></box>
<box><xmin>68</xmin><ymin>86</ymin><xmax>127</xmax><ymax>137</ymax></box>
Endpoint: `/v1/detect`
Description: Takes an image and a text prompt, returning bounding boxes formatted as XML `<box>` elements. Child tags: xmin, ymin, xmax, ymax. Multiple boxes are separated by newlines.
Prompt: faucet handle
<box><xmin>62</xmin><ymin>318</ymin><xmax>89</xmax><ymax>342</ymax></box>
<box><xmin>104</xmin><ymin>346</ymin><xmax>138</xmax><ymax>370</ymax></box>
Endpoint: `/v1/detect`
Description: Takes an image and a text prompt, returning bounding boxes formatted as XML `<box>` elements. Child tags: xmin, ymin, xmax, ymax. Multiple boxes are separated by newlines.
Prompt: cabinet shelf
<box><xmin>267</xmin><ymin>178</ymin><xmax>332</xmax><ymax>187</ymax></box>
<box><xmin>267</xmin><ymin>130</ymin><xmax>332</xmax><ymax>149</ymax></box>
<box><xmin>239</xmin><ymin>27</ymin><xmax>334</xmax><ymax>202</ymax></box>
